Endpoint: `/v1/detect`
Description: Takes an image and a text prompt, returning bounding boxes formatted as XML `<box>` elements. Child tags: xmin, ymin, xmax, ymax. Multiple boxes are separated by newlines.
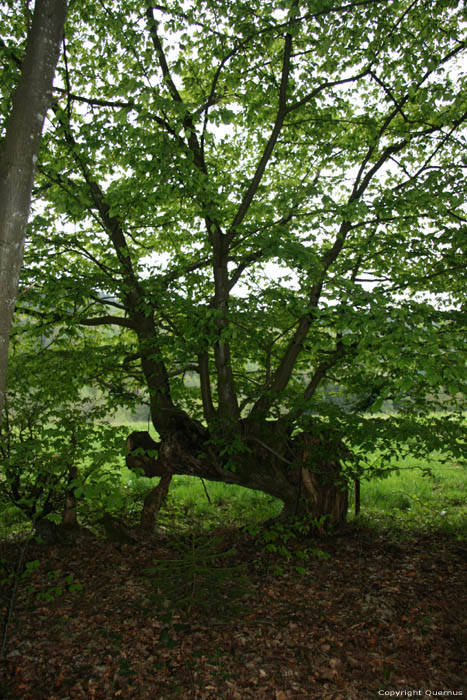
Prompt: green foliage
<box><xmin>31</xmin><ymin>570</ymin><xmax>84</xmax><ymax>603</ymax></box>
<box><xmin>0</xmin><ymin>553</ymin><xmax>82</xmax><ymax>614</ymax></box>
<box><xmin>0</xmin><ymin>556</ymin><xmax>36</xmax><ymax>589</ymax></box>
<box><xmin>0</xmin><ymin>339</ymin><xmax>128</xmax><ymax>526</ymax></box>
<box><xmin>20</xmin><ymin>566</ymin><xmax>84</xmax><ymax>604</ymax></box>
<box><xmin>1</xmin><ymin>0</ymin><xmax>466</xmax><ymax>521</ymax></box>
<box><xmin>247</xmin><ymin>517</ymin><xmax>331</xmax><ymax>577</ymax></box>
<box><xmin>144</xmin><ymin>533</ymin><xmax>250</xmax><ymax>618</ymax></box>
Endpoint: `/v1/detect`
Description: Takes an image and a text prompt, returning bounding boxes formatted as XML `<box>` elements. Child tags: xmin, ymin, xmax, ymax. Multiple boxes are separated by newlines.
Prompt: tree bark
<box><xmin>354</xmin><ymin>479</ymin><xmax>361</xmax><ymax>516</ymax></box>
<box><xmin>139</xmin><ymin>474</ymin><xmax>172</xmax><ymax>533</ymax></box>
<box><xmin>0</xmin><ymin>0</ymin><xmax>68</xmax><ymax>422</ymax></box>
<box><xmin>127</xmin><ymin>417</ymin><xmax>350</xmax><ymax>531</ymax></box>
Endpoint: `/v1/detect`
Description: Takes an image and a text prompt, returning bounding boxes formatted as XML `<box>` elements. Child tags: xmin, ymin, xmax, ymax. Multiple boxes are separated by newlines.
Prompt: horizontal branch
<box><xmin>78</xmin><ymin>315</ymin><xmax>136</xmax><ymax>329</ymax></box>
<box><xmin>52</xmin><ymin>89</ymin><xmax>186</xmax><ymax>146</ymax></box>
<box><xmin>286</xmin><ymin>68</ymin><xmax>370</xmax><ymax>114</ymax></box>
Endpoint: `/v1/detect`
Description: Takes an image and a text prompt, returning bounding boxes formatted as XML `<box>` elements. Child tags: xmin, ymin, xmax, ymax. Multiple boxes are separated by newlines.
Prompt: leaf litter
<box><xmin>0</xmin><ymin>525</ymin><xmax>465</xmax><ymax>699</ymax></box>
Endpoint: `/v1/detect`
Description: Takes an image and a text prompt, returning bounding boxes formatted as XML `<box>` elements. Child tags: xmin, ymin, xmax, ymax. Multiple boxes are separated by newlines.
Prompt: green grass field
<box><xmin>354</xmin><ymin>454</ymin><xmax>466</xmax><ymax>537</ymax></box>
<box><xmin>119</xmin><ymin>420</ymin><xmax>466</xmax><ymax>536</ymax></box>
<box><xmin>1</xmin><ymin>418</ymin><xmax>465</xmax><ymax>539</ymax></box>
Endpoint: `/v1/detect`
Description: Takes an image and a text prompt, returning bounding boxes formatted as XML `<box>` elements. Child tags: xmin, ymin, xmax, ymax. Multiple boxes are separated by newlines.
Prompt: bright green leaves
<box><xmin>3</xmin><ymin>0</ymin><xmax>463</xmax><ymax>457</ymax></box>
<box><xmin>1</xmin><ymin>322</ymin><xmax>130</xmax><ymax>526</ymax></box>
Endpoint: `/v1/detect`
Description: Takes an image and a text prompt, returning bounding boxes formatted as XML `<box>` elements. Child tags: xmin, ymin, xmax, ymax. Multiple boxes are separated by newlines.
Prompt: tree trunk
<box><xmin>127</xmin><ymin>417</ymin><xmax>350</xmax><ymax>532</ymax></box>
<box><xmin>0</xmin><ymin>0</ymin><xmax>68</xmax><ymax>422</ymax></box>
<box><xmin>62</xmin><ymin>465</ymin><xmax>78</xmax><ymax>527</ymax></box>
<box><xmin>280</xmin><ymin>466</ymin><xmax>348</xmax><ymax>528</ymax></box>
<box><xmin>354</xmin><ymin>478</ymin><xmax>361</xmax><ymax>516</ymax></box>
<box><xmin>242</xmin><ymin>427</ymin><xmax>349</xmax><ymax>529</ymax></box>
<box><xmin>139</xmin><ymin>474</ymin><xmax>172</xmax><ymax>533</ymax></box>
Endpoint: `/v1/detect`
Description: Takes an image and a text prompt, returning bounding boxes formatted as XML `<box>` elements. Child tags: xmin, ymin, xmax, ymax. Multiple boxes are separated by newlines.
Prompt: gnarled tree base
<box><xmin>126</xmin><ymin>419</ymin><xmax>350</xmax><ymax>533</ymax></box>
<box><xmin>34</xmin><ymin>519</ymin><xmax>92</xmax><ymax>545</ymax></box>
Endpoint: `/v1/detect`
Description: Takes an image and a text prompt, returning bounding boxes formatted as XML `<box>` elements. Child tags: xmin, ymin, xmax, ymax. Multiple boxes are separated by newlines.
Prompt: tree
<box><xmin>0</xmin><ymin>0</ymin><xmax>68</xmax><ymax>422</ymax></box>
<box><xmin>0</xmin><ymin>331</ymin><xmax>128</xmax><ymax>537</ymax></box>
<box><xmin>9</xmin><ymin>0</ymin><xmax>467</xmax><ymax>530</ymax></box>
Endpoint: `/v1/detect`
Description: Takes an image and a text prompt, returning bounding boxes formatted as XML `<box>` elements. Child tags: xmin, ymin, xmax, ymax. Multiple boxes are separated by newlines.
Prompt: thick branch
<box><xmin>204</xmin><ymin>25</ymin><xmax>298</xmax><ymax>424</ymax></box>
<box><xmin>78</xmin><ymin>315</ymin><xmax>136</xmax><ymax>329</ymax></box>
<box><xmin>145</xmin><ymin>5</ymin><xmax>207</xmax><ymax>168</ymax></box>
<box><xmin>48</xmin><ymin>106</ymin><xmax>183</xmax><ymax>434</ymax></box>
<box><xmin>145</xmin><ymin>6</ymin><xmax>183</xmax><ymax>104</ymax></box>
<box><xmin>198</xmin><ymin>352</ymin><xmax>216</xmax><ymax>422</ymax></box>
<box><xmin>303</xmin><ymin>339</ymin><xmax>349</xmax><ymax>402</ymax></box>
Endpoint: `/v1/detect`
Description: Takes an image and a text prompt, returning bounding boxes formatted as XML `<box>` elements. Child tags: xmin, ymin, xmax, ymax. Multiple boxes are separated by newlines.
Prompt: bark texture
<box><xmin>0</xmin><ymin>0</ymin><xmax>68</xmax><ymax>421</ymax></box>
<box><xmin>139</xmin><ymin>474</ymin><xmax>172</xmax><ymax>533</ymax></box>
<box><xmin>127</xmin><ymin>417</ymin><xmax>350</xmax><ymax>532</ymax></box>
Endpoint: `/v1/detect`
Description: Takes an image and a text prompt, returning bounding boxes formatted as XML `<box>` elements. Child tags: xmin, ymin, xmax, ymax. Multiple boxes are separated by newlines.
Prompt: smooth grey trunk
<box><xmin>0</xmin><ymin>0</ymin><xmax>68</xmax><ymax>422</ymax></box>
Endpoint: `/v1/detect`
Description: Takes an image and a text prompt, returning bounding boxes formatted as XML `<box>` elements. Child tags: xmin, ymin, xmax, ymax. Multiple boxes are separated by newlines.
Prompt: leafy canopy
<box><xmin>3</xmin><ymin>0</ymin><xmax>466</xmax><ymax>466</ymax></box>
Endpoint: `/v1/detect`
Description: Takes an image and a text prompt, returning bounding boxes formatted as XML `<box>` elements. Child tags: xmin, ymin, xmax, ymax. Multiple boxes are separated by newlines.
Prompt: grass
<box><xmin>352</xmin><ymin>454</ymin><xmax>466</xmax><ymax>537</ymax></box>
<box><xmin>122</xmin><ymin>420</ymin><xmax>466</xmax><ymax>536</ymax></box>
<box><xmin>1</xmin><ymin>418</ymin><xmax>465</xmax><ymax>540</ymax></box>
<box><xmin>161</xmin><ymin>476</ymin><xmax>283</xmax><ymax>531</ymax></box>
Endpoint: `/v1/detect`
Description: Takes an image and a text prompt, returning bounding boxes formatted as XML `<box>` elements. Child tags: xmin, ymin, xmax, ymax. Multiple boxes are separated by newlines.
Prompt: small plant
<box><xmin>0</xmin><ymin>557</ymin><xmax>40</xmax><ymax>594</ymax></box>
<box><xmin>0</xmin><ymin>557</ymin><xmax>16</xmax><ymax>588</ymax></box>
<box><xmin>250</xmin><ymin>516</ymin><xmax>331</xmax><ymax>576</ymax></box>
<box><xmin>0</xmin><ymin>345</ymin><xmax>128</xmax><ymax>538</ymax></box>
<box><xmin>20</xmin><ymin>566</ymin><xmax>84</xmax><ymax>604</ymax></box>
<box><xmin>144</xmin><ymin>533</ymin><xmax>250</xmax><ymax>618</ymax></box>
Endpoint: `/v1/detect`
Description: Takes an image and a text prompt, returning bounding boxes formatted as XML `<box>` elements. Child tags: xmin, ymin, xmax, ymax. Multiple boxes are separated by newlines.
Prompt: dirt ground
<box><xmin>1</xmin><ymin>524</ymin><xmax>466</xmax><ymax>699</ymax></box>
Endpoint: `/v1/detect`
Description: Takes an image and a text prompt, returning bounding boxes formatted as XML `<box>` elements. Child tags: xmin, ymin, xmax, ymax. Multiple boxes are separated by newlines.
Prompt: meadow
<box><xmin>117</xmin><ymin>421</ymin><xmax>466</xmax><ymax>539</ymax></box>
<box><xmin>0</xmin><ymin>418</ymin><xmax>465</xmax><ymax>540</ymax></box>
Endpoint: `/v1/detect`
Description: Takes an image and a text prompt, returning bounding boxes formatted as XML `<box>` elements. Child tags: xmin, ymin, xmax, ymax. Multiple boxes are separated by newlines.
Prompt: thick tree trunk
<box><xmin>241</xmin><ymin>428</ymin><xmax>349</xmax><ymax>529</ymax></box>
<box><xmin>279</xmin><ymin>466</ymin><xmax>348</xmax><ymax>527</ymax></box>
<box><xmin>0</xmin><ymin>0</ymin><xmax>68</xmax><ymax>422</ymax></box>
<box><xmin>126</xmin><ymin>418</ymin><xmax>350</xmax><ymax>531</ymax></box>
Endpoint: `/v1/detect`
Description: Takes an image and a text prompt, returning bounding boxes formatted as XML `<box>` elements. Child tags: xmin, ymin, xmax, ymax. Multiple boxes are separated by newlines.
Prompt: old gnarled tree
<box><xmin>6</xmin><ymin>0</ymin><xmax>466</xmax><ymax>531</ymax></box>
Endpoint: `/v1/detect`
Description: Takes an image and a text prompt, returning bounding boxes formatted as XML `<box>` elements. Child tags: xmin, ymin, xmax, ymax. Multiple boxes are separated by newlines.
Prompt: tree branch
<box><xmin>198</xmin><ymin>352</ymin><xmax>216</xmax><ymax>422</ymax></box>
<box><xmin>227</xmin><ymin>30</ymin><xmax>294</xmax><ymax>240</ymax></box>
<box><xmin>78</xmin><ymin>315</ymin><xmax>136</xmax><ymax>329</ymax></box>
<box><xmin>286</xmin><ymin>68</ymin><xmax>370</xmax><ymax>114</ymax></box>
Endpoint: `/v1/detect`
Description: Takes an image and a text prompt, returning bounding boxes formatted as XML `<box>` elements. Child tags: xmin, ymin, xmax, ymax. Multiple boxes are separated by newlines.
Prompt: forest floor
<box><xmin>0</xmin><ymin>523</ymin><xmax>466</xmax><ymax>700</ymax></box>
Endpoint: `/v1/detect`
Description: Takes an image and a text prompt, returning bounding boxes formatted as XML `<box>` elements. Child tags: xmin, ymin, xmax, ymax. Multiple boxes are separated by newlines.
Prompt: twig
<box><xmin>200</xmin><ymin>478</ymin><xmax>212</xmax><ymax>505</ymax></box>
